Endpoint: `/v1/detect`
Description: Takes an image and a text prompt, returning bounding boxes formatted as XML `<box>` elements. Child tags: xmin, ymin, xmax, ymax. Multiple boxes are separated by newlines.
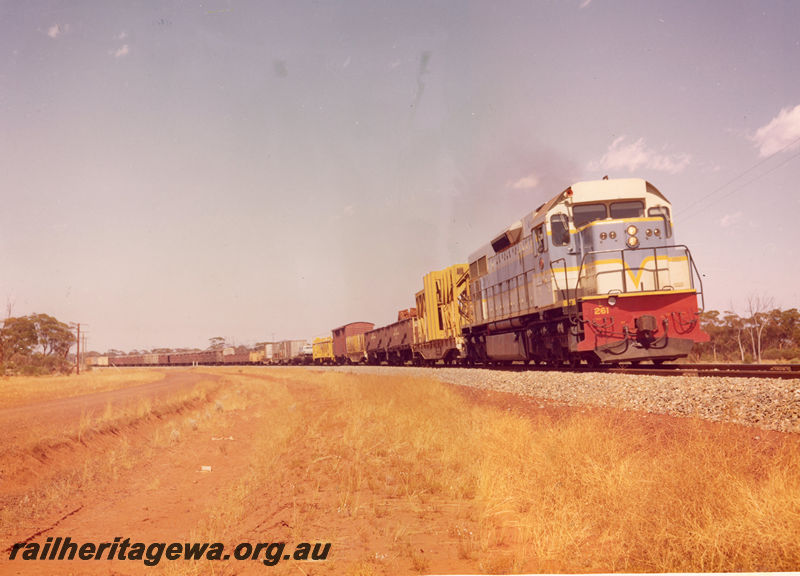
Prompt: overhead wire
<box><xmin>676</xmin><ymin>133</ymin><xmax>800</xmax><ymax>220</ymax></box>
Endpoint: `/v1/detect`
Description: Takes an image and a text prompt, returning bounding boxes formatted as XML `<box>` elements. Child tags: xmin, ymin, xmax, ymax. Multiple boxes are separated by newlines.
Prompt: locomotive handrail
<box><xmin>688</xmin><ymin>249</ymin><xmax>705</xmax><ymax>311</ymax></box>
<box><xmin>549</xmin><ymin>258</ymin><xmax>570</xmax><ymax>302</ymax></box>
<box><xmin>571</xmin><ymin>244</ymin><xmax>705</xmax><ymax>316</ymax></box>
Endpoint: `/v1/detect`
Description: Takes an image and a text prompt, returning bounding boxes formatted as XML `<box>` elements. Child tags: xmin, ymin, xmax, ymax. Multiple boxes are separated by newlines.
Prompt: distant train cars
<box><xmin>317</xmin><ymin>264</ymin><xmax>469</xmax><ymax>366</ymax></box>
<box><xmin>92</xmin><ymin>340</ymin><xmax>312</xmax><ymax>368</ymax></box>
<box><xmin>92</xmin><ymin>178</ymin><xmax>707</xmax><ymax>368</ymax></box>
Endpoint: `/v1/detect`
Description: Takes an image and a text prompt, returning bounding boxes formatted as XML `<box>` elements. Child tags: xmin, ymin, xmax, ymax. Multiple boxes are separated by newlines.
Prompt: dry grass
<box><xmin>164</xmin><ymin>367</ymin><xmax>800</xmax><ymax>573</ymax></box>
<box><xmin>250</xmin><ymin>368</ymin><xmax>800</xmax><ymax>573</ymax></box>
<box><xmin>0</xmin><ymin>368</ymin><xmax>166</xmax><ymax>407</ymax></box>
<box><xmin>7</xmin><ymin>366</ymin><xmax>799</xmax><ymax>574</ymax></box>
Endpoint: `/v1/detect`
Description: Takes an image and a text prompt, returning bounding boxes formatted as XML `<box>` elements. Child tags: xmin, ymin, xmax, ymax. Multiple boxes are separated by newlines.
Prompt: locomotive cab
<box><xmin>559</xmin><ymin>180</ymin><xmax>707</xmax><ymax>362</ymax></box>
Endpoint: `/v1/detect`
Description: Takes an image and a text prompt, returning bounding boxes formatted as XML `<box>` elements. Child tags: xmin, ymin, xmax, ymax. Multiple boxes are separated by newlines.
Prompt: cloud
<box><xmin>752</xmin><ymin>104</ymin><xmax>800</xmax><ymax>157</ymax></box>
<box><xmin>330</xmin><ymin>204</ymin><xmax>355</xmax><ymax>223</ymax></box>
<box><xmin>47</xmin><ymin>24</ymin><xmax>67</xmax><ymax>38</ymax></box>
<box><xmin>720</xmin><ymin>211</ymin><xmax>742</xmax><ymax>228</ymax></box>
<box><xmin>587</xmin><ymin>136</ymin><xmax>691</xmax><ymax>175</ymax></box>
<box><xmin>113</xmin><ymin>44</ymin><xmax>130</xmax><ymax>58</ymax></box>
<box><xmin>508</xmin><ymin>174</ymin><xmax>540</xmax><ymax>190</ymax></box>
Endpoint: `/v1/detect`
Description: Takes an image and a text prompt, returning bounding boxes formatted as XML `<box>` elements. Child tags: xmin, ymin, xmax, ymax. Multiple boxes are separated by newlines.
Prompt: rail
<box><xmin>284</xmin><ymin>362</ymin><xmax>800</xmax><ymax>380</ymax></box>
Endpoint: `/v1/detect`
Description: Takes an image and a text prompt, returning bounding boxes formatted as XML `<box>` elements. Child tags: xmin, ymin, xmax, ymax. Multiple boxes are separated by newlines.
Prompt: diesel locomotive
<box><xmin>463</xmin><ymin>177</ymin><xmax>707</xmax><ymax>366</ymax></box>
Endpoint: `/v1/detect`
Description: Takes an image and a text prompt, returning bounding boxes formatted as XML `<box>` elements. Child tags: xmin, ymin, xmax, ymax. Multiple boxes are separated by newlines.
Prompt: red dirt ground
<box><xmin>0</xmin><ymin>367</ymin><xmax>792</xmax><ymax>575</ymax></box>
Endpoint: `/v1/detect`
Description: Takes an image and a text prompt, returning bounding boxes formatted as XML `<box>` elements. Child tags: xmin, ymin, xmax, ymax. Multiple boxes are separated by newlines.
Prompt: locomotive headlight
<box><xmin>626</xmin><ymin>225</ymin><xmax>638</xmax><ymax>236</ymax></box>
<box><xmin>627</xmin><ymin>236</ymin><xmax>639</xmax><ymax>248</ymax></box>
<box><xmin>600</xmin><ymin>232</ymin><xmax>607</xmax><ymax>240</ymax></box>
<box><xmin>609</xmin><ymin>231</ymin><xmax>617</xmax><ymax>239</ymax></box>
<box><xmin>646</xmin><ymin>228</ymin><xmax>653</xmax><ymax>238</ymax></box>
<box><xmin>654</xmin><ymin>229</ymin><xmax>661</xmax><ymax>237</ymax></box>
<box><xmin>608</xmin><ymin>295</ymin><xmax>617</xmax><ymax>306</ymax></box>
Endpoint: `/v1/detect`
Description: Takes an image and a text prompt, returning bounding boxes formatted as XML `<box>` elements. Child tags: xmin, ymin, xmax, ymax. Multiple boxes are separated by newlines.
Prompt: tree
<box><xmin>699</xmin><ymin>310</ymin><xmax>724</xmax><ymax>361</ymax></box>
<box><xmin>770</xmin><ymin>308</ymin><xmax>799</xmax><ymax>351</ymax></box>
<box><xmin>208</xmin><ymin>336</ymin><xmax>227</xmax><ymax>350</ymax></box>
<box><xmin>722</xmin><ymin>311</ymin><xmax>747</xmax><ymax>362</ymax></box>
<box><xmin>0</xmin><ymin>313</ymin><xmax>74</xmax><ymax>373</ymax></box>
<box><xmin>695</xmin><ymin>304</ymin><xmax>800</xmax><ymax>363</ymax></box>
<box><xmin>0</xmin><ymin>316</ymin><xmax>38</xmax><ymax>363</ymax></box>
<box><xmin>745</xmin><ymin>295</ymin><xmax>773</xmax><ymax>364</ymax></box>
<box><xmin>31</xmin><ymin>313</ymin><xmax>73</xmax><ymax>358</ymax></box>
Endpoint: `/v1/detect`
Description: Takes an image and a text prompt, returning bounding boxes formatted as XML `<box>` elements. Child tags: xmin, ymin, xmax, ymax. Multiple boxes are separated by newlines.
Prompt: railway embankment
<box><xmin>320</xmin><ymin>365</ymin><xmax>800</xmax><ymax>433</ymax></box>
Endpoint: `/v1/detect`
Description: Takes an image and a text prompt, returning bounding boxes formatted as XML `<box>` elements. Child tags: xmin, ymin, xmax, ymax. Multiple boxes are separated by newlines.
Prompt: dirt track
<box><xmin>1</xmin><ymin>368</ymin><xmax>492</xmax><ymax>575</ymax></box>
<box><xmin>0</xmin><ymin>371</ymin><xmax>211</xmax><ymax>447</ymax></box>
<box><xmin>1</xmin><ymin>369</ymin><xmax>266</xmax><ymax>574</ymax></box>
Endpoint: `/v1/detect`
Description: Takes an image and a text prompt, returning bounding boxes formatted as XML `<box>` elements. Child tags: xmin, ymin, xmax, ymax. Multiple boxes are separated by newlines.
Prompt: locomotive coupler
<box><xmin>634</xmin><ymin>314</ymin><xmax>658</xmax><ymax>347</ymax></box>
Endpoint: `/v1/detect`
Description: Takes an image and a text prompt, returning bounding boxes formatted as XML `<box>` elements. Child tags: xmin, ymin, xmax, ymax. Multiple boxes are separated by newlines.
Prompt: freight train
<box><xmin>93</xmin><ymin>177</ymin><xmax>707</xmax><ymax>368</ymax></box>
<box><xmin>314</xmin><ymin>177</ymin><xmax>708</xmax><ymax>367</ymax></box>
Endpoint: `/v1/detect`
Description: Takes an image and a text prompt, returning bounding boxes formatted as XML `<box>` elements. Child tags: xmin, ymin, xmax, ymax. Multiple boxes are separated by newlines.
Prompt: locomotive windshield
<box><xmin>572</xmin><ymin>203</ymin><xmax>607</xmax><ymax>228</ymax></box>
<box><xmin>609</xmin><ymin>200</ymin><xmax>644</xmax><ymax>218</ymax></box>
<box><xmin>572</xmin><ymin>200</ymin><xmax>645</xmax><ymax>228</ymax></box>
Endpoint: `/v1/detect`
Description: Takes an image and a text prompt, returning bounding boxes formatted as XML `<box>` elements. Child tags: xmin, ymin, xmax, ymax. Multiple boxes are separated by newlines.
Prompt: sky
<box><xmin>1</xmin><ymin>0</ymin><xmax>799</xmax><ymax>353</ymax></box>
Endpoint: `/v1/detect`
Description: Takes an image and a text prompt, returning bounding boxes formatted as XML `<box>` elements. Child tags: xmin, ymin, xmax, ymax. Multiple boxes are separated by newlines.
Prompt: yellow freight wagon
<box><xmin>249</xmin><ymin>349</ymin><xmax>266</xmax><ymax>364</ymax></box>
<box><xmin>414</xmin><ymin>264</ymin><xmax>470</xmax><ymax>364</ymax></box>
<box><xmin>312</xmin><ymin>336</ymin><xmax>335</xmax><ymax>365</ymax></box>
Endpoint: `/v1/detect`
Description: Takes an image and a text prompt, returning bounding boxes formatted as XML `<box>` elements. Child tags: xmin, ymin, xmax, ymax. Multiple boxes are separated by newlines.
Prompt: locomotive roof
<box><xmin>468</xmin><ymin>178</ymin><xmax>667</xmax><ymax>263</ymax></box>
<box><xmin>536</xmin><ymin>178</ymin><xmax>667</xmax><ymax>216</ymax></box>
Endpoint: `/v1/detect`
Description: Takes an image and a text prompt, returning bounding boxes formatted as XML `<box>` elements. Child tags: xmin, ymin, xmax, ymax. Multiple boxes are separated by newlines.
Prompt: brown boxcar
<box><xmin>169</xmin><ymin>349</ymin><xmax>223</xmax><ymax>365</ymax></box>
<box><xmin>109</xmin><ymin>354</ymin><xmax>144</xmax><ymax>367</ymax></box>
<box><xmin>331</xmin><ymin>322</ymin><xmax>374</xmax><ymax>363</ymax></box>
<box><xmin>222</xmin><ymin>347</ymin><xmax>252</xmax><ymax>364</ymax></box>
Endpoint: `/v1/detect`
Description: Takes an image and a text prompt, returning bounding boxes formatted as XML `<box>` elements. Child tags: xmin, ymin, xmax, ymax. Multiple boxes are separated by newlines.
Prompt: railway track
<box><xmin>106</xmin><ymin>360</ymin><xmax>800</xmax><ymax>380</ymax></box>
<box><xmin>445</xmin><ymin>362</ymin><xmax>800</xmax><ymax>380</ymax></box>
<box><xmin>600</xmin><ymin>362</ymin><xmax>800</xmax><ymax>380</ymax></box>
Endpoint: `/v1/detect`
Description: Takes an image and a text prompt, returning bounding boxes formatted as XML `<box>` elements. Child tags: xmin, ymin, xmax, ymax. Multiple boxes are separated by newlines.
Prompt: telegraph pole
<box><xmin>76</xmin><ymin>323</ymin><xmax>80</xmax><ymax>375</ymax></box>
